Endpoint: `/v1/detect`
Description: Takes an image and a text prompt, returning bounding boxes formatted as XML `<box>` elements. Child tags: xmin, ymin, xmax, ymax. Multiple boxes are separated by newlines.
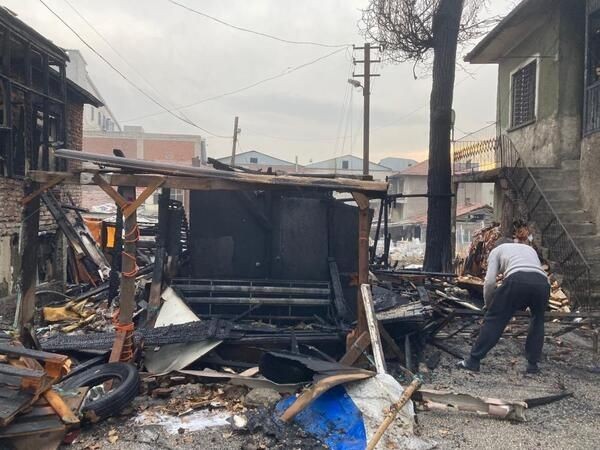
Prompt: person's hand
<box><xmin>496</xmin><ymin>273</ymin><xmax>504</xmax><ymax>282</ymax></box>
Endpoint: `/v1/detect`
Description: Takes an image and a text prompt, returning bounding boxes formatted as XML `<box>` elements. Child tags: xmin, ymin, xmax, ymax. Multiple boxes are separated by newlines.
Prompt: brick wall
<box><xmin>81</xmin><ymin>133</ymin><xmax>196</xmax><ymax>211</ymax></box>
<box><xmin>0</xmin><ymin>101</ymin><xmax>86</xmax><ymax>295</ymax></box>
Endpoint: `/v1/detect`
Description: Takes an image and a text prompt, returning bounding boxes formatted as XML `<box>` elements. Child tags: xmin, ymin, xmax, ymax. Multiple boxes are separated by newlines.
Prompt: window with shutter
<box><xmin>510</xmin><ymin>60</ymin><xmax>537</xmax><ymax>128</ymax></box>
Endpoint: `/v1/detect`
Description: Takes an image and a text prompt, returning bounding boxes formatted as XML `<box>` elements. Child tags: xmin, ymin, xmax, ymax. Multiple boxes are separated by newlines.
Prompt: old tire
<box><xmin>61</xmin><ymin>362</ymin><xmax>140</xmax><ymax>422</ymax></box>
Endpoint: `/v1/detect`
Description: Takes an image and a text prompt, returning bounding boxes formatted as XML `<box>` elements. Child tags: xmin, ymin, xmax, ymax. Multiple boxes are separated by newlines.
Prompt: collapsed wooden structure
<box><xmin>23</xmin><ymin>149</ymin><xmax>389</xmax><ymax>360</ymax></box>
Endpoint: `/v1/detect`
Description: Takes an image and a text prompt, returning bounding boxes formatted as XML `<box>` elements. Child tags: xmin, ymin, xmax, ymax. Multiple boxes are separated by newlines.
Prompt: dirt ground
<box><xmin>64</xmin><ymin>327</ymin><xmax>599</xmax><ymax>450</ymax></box>
<box><xmin>415</xmin><ymin>331</ymin><xmax>599</xmax><ymax>450</ymax></box>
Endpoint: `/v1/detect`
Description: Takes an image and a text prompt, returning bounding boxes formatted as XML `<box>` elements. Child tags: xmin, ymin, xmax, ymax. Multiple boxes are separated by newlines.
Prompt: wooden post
<box><xmin>360</xmin><ymin>284</ymin><xmax>387</xmax><ymax>374</ymax></box>
<box><xmin>59</xmin><ymin>63</ymin><xmax>68</xmax><ymax>172</ymax></box>
<box><xmin>42</xmin><ymin>54</ymin><xmax>50</xmax><ymax>171</ymax></box>
<box><xmin>3</xmin><ymin>30</ymin><xmax>13</xmax><ymax>176</ymax></box>
<box><xmin>14</xmin><ymin>182</ymin><xmax>40</xmax><ymax>338</ymax></box>
<box><xmin>109</xmin><ymin>186</ymin><xmax>137</xmax><ymax>362</ymax></box>
<box><xmin>450</xmin><ymin>181</ymin><xmax>458</xmax><ymax>263</ymax></box>
<box><xmin>353</xmin><ymin>192</ymin><xmax>370</xmax><ymax>337</ymax></box>
<box><xmin>118</xmin><ymin>186</ymin><xmax>137</xmax><ymax>325</ymax></box>
<box><xmin>146</xmin><ymin>187</ymin><xmax>170</xmax><ymax>326</ymax></box>
<box><xmin>366</xmin><ymin>378</ymin><xmax>422</xmax><ymax>450</ymax></box>
<box><xmin>108</xmin><ymin>203</ymin><xmax>123</xmax><ymax>301</ymax></box>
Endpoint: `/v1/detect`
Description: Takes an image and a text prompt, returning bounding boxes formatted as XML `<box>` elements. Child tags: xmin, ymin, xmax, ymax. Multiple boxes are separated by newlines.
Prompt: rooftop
<box><xmin>391</xmin><ymin>160</ymin><xmax>428</xmax><ymax>177</ymax></box>
<box><xmin>464</xmin><ymin>0</ymin><xmax>550</xmax><ymax>64</ymax></box>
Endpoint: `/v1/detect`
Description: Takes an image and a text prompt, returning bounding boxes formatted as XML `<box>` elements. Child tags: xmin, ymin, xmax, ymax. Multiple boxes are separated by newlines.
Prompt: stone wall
<box><xmin>497</xmin><ymin>1</ymin><xmax>585</xmax><ymax>167</ymax></box>
<box><xmin>580</xmin><ymin>133</ymin><xmax>600</xmax><ymax>225</ymax></box>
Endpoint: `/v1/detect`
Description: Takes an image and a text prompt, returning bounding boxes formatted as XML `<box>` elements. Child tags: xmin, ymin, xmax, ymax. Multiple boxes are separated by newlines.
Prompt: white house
<box><xmin>66</xmin><ymin>49</ymin><xmax>121</xmax><ymax>133</ymax></box>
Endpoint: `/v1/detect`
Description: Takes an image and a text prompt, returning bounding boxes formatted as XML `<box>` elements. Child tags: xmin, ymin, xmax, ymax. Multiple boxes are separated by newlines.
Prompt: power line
<box><xmin>334</xmin><ymin>54</ymin><xmax>355</xmax><ymax>156</ymax></box>
<box><xmin>62</xmin><ymin>0</ymin><xmax>194</xmax><ymax>123</ymax></box>
<box><xmin>167</xmin><ymin>0</ymin><xmax>349</xmax><ymax>49</ymax></box>
<box><xmin>455</xmin><ymin>122</ymin><xmax>496</xmax><ymax>141</ymax></box>
<box><xmin>38</xmin><ymin>0</ymin><xmax>229</xmax><ymax>138</ymax></box>
<box><xmin>122</xmin><ymin>47</ymin><xmax>347</xmax><ymax>123</ymax></box>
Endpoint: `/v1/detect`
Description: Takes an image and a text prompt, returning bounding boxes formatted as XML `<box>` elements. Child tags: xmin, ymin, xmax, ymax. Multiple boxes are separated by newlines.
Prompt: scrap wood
<box><xmin>360</xmin><ymin>284</ymin><xmax>387</xmax><ymax>374</ymax></box>
<box><xmin>42</xmin><ymin>300</ymin><xmax>93</xmax><ymax>323</ymax></box>
<box><xmin>280</xmin><ymin>372</ymin><xmax>374</xmax><ymax>423</ymax></box>
<box><xmin>0</xmin><ymin>387</ymin><xmax>87</xmax><ymax>446</ymax></box>
<box><xmin>524</xmin><ymin>391</ymin><xmax>573</xmax><ymax>408</ymax></box>
<box><xmin>366</xmin><ymin>377</ymin><xmax>422</xmax><ymax>450</ymax></box>
<box><xmin>340</xmin><ymin>331</ymin><xmax>371</xmax><ymax>366</ymax></box>
<box><xmin>428</xmin><ymin>340</ymin><xmax>465</xmax><ymax>360</ymax></box>
<box><xmin>434</xmin><ymin>290</ymin><xmax>481</xmax><ymax>311</ymax></box>
<box><xmin>43</xmin><ymin>389</ymin><xmax>79</xmax><ymax>425</ymax></box>
<box><xmin>0</xmin><ymin>345</ymin><xmax>72</xmax><ymax>428</ymax></box>
<box><xmin>412</xmin><ymin>389</ymin><xmax>527</xmax><ymax>422</ymax></box>
<box><xmin>178</xmin><ymin>368</ymin><xmax>301</xmax><ymax>394</ymax></box>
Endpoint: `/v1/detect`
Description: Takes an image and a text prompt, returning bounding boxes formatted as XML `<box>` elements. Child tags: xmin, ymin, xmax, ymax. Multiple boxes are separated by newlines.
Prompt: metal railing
<box><xmin>453</xmin><ymin>138</ymin><xmax>502</xmax><ymax>174</ymax></box>
<box><xmin>584</xmin><ymin>82</ymin><xmax>600</xmax><ymax>135</ymax></box>
<box><xmin>453</xmin><ymin>135</ymin><xmax>591</xmax><ymax>307</ymax></box>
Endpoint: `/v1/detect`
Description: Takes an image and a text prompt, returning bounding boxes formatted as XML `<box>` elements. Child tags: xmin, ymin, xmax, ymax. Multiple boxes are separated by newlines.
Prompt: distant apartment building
<box><xmin>217</xmin><ymin>150</ymin><xmax>300</xmax><ymax>173</ymax></box>
<box><xmin>305</xmin><ymin>154</ymin><xmax>395</xmax><ymax>181</ymax></box>
<box><xmin>65</xmin><ymin>50</ymin><xmax>205</xmax><ymax>214</ymax></box>
<box><xmin>66</xmin><ymin>49</ymin><xmax>120</xmax><ymax>133</ymax></box>
<box><xmin>387</xmin><ymin>160</ymin><xmax>495</xmax><ymax>240</ymax></box>
<box><xmin>82</xmin><ymin>126</ymin><xmax>205</xmax><ymax>213</ymax></box>
<box><xmin>378</xmin><ymin>157</ymin><xmax>417</xmax><ymax>172</ymax></box>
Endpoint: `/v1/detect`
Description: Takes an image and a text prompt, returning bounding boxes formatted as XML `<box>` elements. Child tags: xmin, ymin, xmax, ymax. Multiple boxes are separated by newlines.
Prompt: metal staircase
<box><xmin>454</xmin><ymin>136</ymin><xmax>592</xmax><ymax>307</ymax></box>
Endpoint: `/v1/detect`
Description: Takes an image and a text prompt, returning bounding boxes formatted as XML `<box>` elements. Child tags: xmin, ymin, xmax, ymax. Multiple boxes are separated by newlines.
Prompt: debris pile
<box><xmin>1</xmin><ymin>150</ymin><xmax>594</xmax><ymax>449</ymax></box>
<box><xmin>460</xmin><ymin>224</ymin><xmax>572</xmax><ymax>312</ymax></box>
<box><xmin>0</xmin><ymin>341</ymin><xmax>86</xmax><ymax>448</ymax></box>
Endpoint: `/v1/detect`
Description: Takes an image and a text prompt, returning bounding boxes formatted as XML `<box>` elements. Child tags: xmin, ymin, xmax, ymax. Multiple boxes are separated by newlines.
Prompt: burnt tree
<box><xmin>361</xmin><ymin>0</ymin><xmax>489</xmax><ymax>271</ymax></box>
<box><xmin>425</xmin><ymin>0</ymin><xmax>462</xmax><ymax>272</ymax></box>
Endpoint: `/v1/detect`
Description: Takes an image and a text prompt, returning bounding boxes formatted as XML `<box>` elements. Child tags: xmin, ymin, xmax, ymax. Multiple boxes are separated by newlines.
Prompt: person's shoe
<box><xmin>526</xmin><ymin>362</ymin><xmax>540</xmax><ymax>374</ymax></box>
<box><xmin>457</xmin><ymin>358</ymin><xmax>480</xmax><ymax>372</ymax></box>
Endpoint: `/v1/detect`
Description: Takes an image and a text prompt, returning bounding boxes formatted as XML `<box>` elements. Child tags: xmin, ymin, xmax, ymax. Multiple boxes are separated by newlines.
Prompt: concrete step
<box><xmin>534</xmin><ymin>210</ymin><xmax>594</xmax><ymax>226</ymax></box>
<box><xmin>572</xmin><ymin>234</ymin><xmax>600</xmax><ymax>251</ymax></box>
<box><xmin>559</xmin><ymin>210</ymin><xmax>595</xmax><ymax>224</ymax></box>
<box><xmin>530</xmin><ymin>169</ymin><xmax>580</xmax><ymax>189</ymax></box>
<box><xmin>549</xmin><ymin>199</ymin><xmax>584</xmax><ymax>213</ymax></box>
<box><xmin>543</xmin><ymin>188</ymin><xmax>581</xmax><ymax>203</ymax></box>
<box><xmin>561</xmin><ymin>160</ymin><xmax>580</xmax><ymax>170</ymax></box>
<box><xmin>589</xmin><ymin>292</ymin><xmax>600</xmax><ymax>304</ymax></box>
<box><xmin>562</xmin><ymin>222</ymin><xmax>597</xmax><ymax>236</ymax></box>
<box><xmin>536</xmin><ymin>177</ymin><xmax>580</xmax><ymax>191</ymax></box>
<box><xmin>581</xmin><ymin>246</ymin><xmax>600</xmax><ymax>261</ymax></box>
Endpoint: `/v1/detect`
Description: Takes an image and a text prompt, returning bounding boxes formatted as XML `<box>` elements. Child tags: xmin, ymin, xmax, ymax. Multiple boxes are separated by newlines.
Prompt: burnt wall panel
<box><xmin>189</xmin><ymin>190</ymin><xmax>268</xmax><ymax>279</ymax></box>
<box><xmin>271</xmin><ymin>196</ymin><xmax>329</xmax><ymax>281</ymax></box>
<box><xmin>189</xmin><ymin>190</ymin><xmax>361</xmax><ymax>288</ymax></box>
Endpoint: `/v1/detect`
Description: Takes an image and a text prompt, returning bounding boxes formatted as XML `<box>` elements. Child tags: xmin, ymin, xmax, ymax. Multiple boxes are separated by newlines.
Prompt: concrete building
<box><xmin>305</xmin><ymin>154</ymin><xmax>394</xmax><ymax>180</ymax></box>
<box><xmin>82</xmin><ymin>126</ymin><xmax>206</xmax><ymax>213</ymax></box>
<box><xmin>0</xmin><ymin>7</ymin><xmax>101</xmax><ymax>296</ymax></box>
<box><xmin>217</xmin><ymin>150</ymin><xmax>300</xmax><ymax>173</ymax></box>
<box><xmin>388</xmin><ymin>160</ymin><xmax>494</xmax><ymax>223</ymax></box>
<box><xmin>378</xmin><ymin>157</ymin><xmax>417</xmax><ymax>172</ymax></box>
<box><xmin>66</xmin><ymin>49</ymin><xmax>121</xmax><ymax>133</ymax></box>
<box><xmin>460</xmin><ymin>0</ymin><xmax>600</xmax><ymax>305</ymax></box>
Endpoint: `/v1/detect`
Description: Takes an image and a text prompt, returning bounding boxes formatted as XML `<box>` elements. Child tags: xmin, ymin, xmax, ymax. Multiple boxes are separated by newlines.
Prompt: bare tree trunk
<box><xmin>423</xmin><ymin>0</ymin><xmax>463</xmax><ymax>272</ymax></box>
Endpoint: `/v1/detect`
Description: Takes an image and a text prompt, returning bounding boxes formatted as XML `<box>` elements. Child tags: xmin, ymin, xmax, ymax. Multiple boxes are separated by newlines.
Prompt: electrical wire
<box><xmin>167</xmin><ymin>0</ymin><xmax>350</xmax><ymax>49</ymax></box>
<box><xmin>61</xmin><ymin>0</ymin><xmax>195</xmax><ymax>124</ymax></box>
<box><xmin>123</xmin><ymin>46</ymin><xmax>347</xmax><ymax>123</ymax></box>
<box><xmin>334</xmin><ymin>54</ymin><xmax>356</xmax><ymax>156</ymax></box>
<box><xmin>455</xmin><ymin>122</ymin><xmax>496</xmax><ymax>141</ymax></box>
<box><xmin>38</xmin><ymin>0</ymin><xmax>230</xmax><ymax>138</ymax></box>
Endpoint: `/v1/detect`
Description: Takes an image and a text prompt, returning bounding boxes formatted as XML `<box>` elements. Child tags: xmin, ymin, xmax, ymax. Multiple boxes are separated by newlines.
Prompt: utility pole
<box><xmin>230</xmin><ymin>116</ymin><xmax>240</xmax><ymax>167</ymax></box>
<box><xmin>353</xmin><ymin>44</ymin><xmax>380</xmax><ymax>177</ymax></box>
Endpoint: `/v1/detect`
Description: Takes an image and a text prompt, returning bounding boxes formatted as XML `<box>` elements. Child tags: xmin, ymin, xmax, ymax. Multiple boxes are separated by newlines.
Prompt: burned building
<box><xmin>0</xmin><ymin>7</ymin><xmax>101</xmax><ymax>298</ymax></box>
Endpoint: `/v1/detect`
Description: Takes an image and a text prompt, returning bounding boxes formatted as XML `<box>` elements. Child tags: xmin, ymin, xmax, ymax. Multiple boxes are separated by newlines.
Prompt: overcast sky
<box><xmin>6</xmin><ymin>0</ymin><xmax>517</xmax><ymax>164</ymax></box>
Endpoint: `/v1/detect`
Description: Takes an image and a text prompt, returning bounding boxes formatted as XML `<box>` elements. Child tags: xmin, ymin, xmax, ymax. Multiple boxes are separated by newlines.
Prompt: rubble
<box><xmin>0</xmin><ymin>149</ymin><xmax>596</xmax><ymax>449</ymax></box>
